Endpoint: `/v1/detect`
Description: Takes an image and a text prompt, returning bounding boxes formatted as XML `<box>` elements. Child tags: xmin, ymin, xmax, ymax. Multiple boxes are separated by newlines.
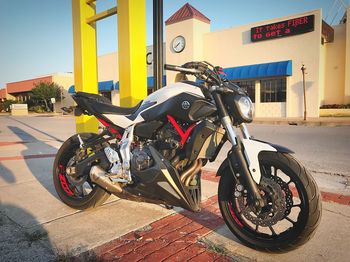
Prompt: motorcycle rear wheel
<box><xmin>218</xmin><ymin>151</ymin><xmax>321</xmax><ymax>252</ymax></box>
<box><xmin>53</xmin><ymin>133</ymin><xmax>110</xmax><ymax>210</ymax></box>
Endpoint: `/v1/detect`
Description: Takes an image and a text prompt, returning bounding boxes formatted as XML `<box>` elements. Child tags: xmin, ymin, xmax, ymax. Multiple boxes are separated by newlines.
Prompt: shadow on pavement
<box><xmin>7</xmin><ymin>116</ymin><xmax>64</xmax><ymax>142</ymax></box>
<box><xmin>7</xmin><ymin>126</ymin><xmax>59</xmax><ymax>199</ymax></box>
<box><xmin>0</xmin><ymin>203</ymin><xmax>56</xmax><ymax>261</ymax></box>
<box><xmin>0</xmin><ymin>162</ymin><xmax>16</xmax><ymax>184</ymax></box>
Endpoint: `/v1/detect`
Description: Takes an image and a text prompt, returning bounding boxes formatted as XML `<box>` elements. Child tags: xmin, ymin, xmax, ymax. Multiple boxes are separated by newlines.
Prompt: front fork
<box><xmin>222</xmin><ymin>118</ymin><xmax>265</xmax><ymax>208</ymax></box>
<box><xmin>212</xmin><ymin>92</ymin><xmax>265</xmax><ymax>208</ymax></box>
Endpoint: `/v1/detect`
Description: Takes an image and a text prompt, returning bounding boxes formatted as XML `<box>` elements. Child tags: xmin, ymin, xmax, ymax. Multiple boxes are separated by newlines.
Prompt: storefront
<box><xmin>1</xmin><ymin>3</ymin><xmax>348</xmax><ymax>118</ymax></box>
<box><xmin>96</xmin><ymin>4</ymin><xmax>349</xmax><ymax>118</ymax></box>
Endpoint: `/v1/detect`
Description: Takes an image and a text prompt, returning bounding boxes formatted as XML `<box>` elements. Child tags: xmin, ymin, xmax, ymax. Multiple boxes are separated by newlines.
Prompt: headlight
<box><xmin>234</xmin><ymin>95</ymin><xmax>254</xmax><ymax>123</ymax></box>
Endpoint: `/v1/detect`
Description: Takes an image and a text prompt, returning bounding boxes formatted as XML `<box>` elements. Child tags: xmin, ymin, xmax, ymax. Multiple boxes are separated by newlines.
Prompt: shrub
<box><xmin>320</xmin><ymin>104</ymin><xmax>350</xmax><ymax>109</ymax></box>
<box><xmin>29</xmin><ymin>105</ymin><xmax>45</xmax><ymax>113</ymax></box>
<box><xmin>0</xmin><ymin>100</ymin><xmax>17</xmax><ymax>112</ymax></box>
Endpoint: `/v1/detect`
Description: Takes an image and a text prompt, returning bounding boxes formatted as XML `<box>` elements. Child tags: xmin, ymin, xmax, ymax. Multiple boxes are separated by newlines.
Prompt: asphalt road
<box><xmin>1</xmin><ymin>115</ymin><xmax>349</xmax><ymax>191</ymax></box>
<box><xmin>1</xmin><ymin>115</ymin><xmax>349</xmax><ymax>176</ymax></box>
<box><xmin>248</xmin><ymin>124</ymin><xmax>350</xmax><ymax>176</ymax></box>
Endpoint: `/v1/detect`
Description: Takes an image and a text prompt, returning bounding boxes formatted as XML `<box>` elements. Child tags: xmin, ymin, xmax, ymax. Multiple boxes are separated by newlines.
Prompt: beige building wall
<box><xmin>98</xmin><ymin>53</ymin><xmax>119</xmax><ymax>82</ymax></box>
<box><xmin>202</xmin><ymin>10</ymin><xmax>323</xmax><ymax>118</ymax></box>
<box><xmin>345</xmin><ymin>6</ymin><xmax>350</xmax><ymax>103</ymax></box>
<box><xmin>166</xmin><ymin>18</ymin><xmax>210</xmax><ymax>84</ymax></box>
<box><xmin>52</xmin><ymin>73</ymin><xmax>74</xmax><ymax>113</ymax></box>
<box><xmin>323</xmin><ymin>24</ymin><xmax>346</xmax><ymax>105</ymax></box>
<box><xmin>96</xmin><ymin>6</ymin><xmax>347</xmax><ymax>118</ymax></box>
<box><xmin>98</xmin><ymin>53</ymin><xmax>120</xmax><ymax>105</ymax></box>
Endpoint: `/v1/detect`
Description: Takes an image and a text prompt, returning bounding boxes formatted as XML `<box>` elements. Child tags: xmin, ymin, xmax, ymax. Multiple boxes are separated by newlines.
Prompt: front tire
<box><xmin>53</xmin><ymin>133</ymin><xmax>110</xmax><ymax>210</ymax></box>
<box><xmin>218</xmin><ymin>152</ymin><xmax>321</xmax><ymax>252</ymax></box>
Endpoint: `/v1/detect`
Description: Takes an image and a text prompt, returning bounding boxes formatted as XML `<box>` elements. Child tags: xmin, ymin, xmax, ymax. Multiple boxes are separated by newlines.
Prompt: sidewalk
<box><xmin>86</xmin><ymin>172</ymin><xmax>350</xmax><ymax>262</ymax></box>
<box><xmin>1</xmin><ymin>115</ymin><xmax>350</xmax><ymax>261</ymax></box>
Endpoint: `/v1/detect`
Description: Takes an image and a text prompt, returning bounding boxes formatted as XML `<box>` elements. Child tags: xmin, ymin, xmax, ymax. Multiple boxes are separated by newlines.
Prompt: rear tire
<box><xmin>53</xmin><ymin>133</ymin><xmax>110</xmax><ymax>210</ymax></box>
<box><xmin>218</xmin><ymin>152</ymin><xmax>322</xmax><ymax>252</ymax></box>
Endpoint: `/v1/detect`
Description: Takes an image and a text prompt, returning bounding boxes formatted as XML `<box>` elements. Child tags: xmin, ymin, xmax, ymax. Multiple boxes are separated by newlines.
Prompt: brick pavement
<box><xmin>88</xmin><ymin>171</ymin><xmax>350</xmax><ymax>261</ymax></box>
<box><xmin>91</xmin><ymin>195</ymin><xmax>230</xmax><ymax>261</ymax></box>
<box><xmin>1</xmin><ymin>140</ymin><xmax>349</xmax><ymax>260</ymax></box>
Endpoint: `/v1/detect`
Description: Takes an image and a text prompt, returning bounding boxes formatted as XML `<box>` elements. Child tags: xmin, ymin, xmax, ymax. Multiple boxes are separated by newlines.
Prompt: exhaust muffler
<box><xmin>90</xmin><ymin>165</ymin><xmax>123</xmax><ymax>194</ymax></box>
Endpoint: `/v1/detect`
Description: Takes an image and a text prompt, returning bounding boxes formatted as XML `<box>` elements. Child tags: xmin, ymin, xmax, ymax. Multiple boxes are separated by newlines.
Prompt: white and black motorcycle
<box><xmin>54</xmin><ymin>61</ymin><xmax>321</xmax><ymax>251</ymax></box>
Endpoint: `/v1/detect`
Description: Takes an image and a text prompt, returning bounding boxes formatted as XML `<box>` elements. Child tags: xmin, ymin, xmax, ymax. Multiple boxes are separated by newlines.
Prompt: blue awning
<box><xmin>68</xmin><ymin>85</ymin><xmax>75</xmax><ymax>93</ymax></box>
<box><xmin>147</xmin><ymin>75</ymin><xmax>167</xmax><ymax>88</ymax></box>
<box><xmin>114</xmin><ymin>75</ymin><xmax>167</xmax><ymax>90</ymax></box>
<box><xmin>68</xmin><ymin>80</ymin><xmax>114</xmax><ymax>93</ymax></box>
<box><xmin>223</xmin><ymin>60</ymin><xmax>292</xmax><ymax>80</ymax></box>
<box><xmin>98</xmin><ymin>80</ymin><xmax>114</xmax><ymax>92</ymax></box>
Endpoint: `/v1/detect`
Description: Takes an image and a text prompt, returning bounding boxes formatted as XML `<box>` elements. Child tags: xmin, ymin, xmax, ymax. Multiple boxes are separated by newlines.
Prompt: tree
<box><xmin>32</xmin><ymin>82</ymin><xmax>62</xmax><ymax>112</ymax></box>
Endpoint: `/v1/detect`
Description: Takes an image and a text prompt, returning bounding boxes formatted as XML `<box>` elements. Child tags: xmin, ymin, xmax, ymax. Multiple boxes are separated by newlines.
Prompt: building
<box><xmin>0</xmin><ymin>73</ymin><xmax>75</xmax><ymax>112</ymax></box>
<box><xmin>0</xmin><ymin>87</ymin><xmax>14</xmax><ymax>102</ymax></box>
<box><xmin>97</xmin><ymin>3</ymin><xmax>349</xmax><ymax>118</ymax></box>
<box><xmin>2</xmin><ymin>3</ymin><xmax>349</xmax><ymax>118</ymax></box>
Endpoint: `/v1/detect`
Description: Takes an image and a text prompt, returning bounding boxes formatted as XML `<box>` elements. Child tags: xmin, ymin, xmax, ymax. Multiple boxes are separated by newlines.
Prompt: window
<box><xmin>233</xmin><ymin>80</ymin><xmax>256</xmax><ymax>102</ymax></box>
<box><xmin>260</xmin><ymin>78</ymin><xmax>286</xmax><ymax>102</ymax></box>
<box><xmin>100</xmin><ymin>91</ymin><xmax>112</xmax><ymax>101</ymax></box>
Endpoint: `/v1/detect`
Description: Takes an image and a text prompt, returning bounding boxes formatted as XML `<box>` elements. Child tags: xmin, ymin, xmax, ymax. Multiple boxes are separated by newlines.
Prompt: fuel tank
<box><xmin>103</xmin><ymin>82</ymin><xmax>216</xmax><ymax>128</ymax></box>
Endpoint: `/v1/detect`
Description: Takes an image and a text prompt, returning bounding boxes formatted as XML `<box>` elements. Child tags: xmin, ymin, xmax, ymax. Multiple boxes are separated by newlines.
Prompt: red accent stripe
<box><xmin>166</xmin><ymin>115</ymin><xmax>196</xmax><ymax>146</ymax></box>
<box><xmin>0</xmin><ymin>153</ymin><xmax>56</xmax><ymax>161</ymax></box>
<box><xmin>0</xmin><ymin>141</ymin><xmax>30</xmax><ymax>147</ymax></box>
<box><xmin>59</xmin><ymin>164</ymin><xmax>74</xmax><ymax>196</ymax></box>
<box><xmin>228</xmin><ymin>201</ymin><xmax>244</xmax><ymax>227</ymax></box>
<box><xmin>97</xmin><ymin>118</ymin><xmax>122</xmax><ymax>139</ymax></box>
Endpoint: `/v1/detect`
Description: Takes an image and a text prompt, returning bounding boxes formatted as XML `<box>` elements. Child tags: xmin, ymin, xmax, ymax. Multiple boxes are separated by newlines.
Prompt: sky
<box><xmin>0</xmin><ymin>0</ymin><xmax>348</xmax><ymax>88</ymax></box>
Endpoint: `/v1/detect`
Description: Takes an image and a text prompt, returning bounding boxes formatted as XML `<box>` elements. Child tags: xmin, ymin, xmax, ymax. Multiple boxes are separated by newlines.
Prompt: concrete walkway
<box><xmin>0</xmin><ymin>115</ymin><xmax>349</xmax><ymax>261</ymax></box>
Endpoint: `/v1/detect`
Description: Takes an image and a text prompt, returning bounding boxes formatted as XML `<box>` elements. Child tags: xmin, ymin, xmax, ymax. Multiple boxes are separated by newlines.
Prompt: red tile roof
<box><xmin>6</xmin><ymin>76</ymin><xmax>53</xmax><ymax>94</ymax></box>
<box><xmin>165</xmin><ymin>3</ymin><xmax>210</xmax><ymax>25</ymax></box>
<box><xmin>0</xmin><ymin>88</ymin><xmax>7</xmax><ymax>99</ymax></box>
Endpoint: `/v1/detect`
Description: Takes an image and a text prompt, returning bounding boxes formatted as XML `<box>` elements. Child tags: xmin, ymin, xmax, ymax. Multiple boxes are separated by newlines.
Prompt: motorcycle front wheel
<box><xmin>218</xmin><ymin>151</ymin><xmax>321</xmax><ymax>252</ymax></box>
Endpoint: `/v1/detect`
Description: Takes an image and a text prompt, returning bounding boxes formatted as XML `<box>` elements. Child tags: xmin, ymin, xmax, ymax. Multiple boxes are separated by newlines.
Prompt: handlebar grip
<box><xmin>164</xmin><ymin>64</ymin><xmax>201</xmax><ymax>75</ymax></box>
<box><xmin>164</xmin><ymin>64</ymin><xmax>178</xmax><ymax>71</ymax></box>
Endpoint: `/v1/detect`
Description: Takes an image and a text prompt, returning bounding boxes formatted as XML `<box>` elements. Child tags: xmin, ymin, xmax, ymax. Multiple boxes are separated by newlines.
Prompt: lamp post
<box><xmin>301</xmin><ymin>64</ymin><xmax>307</xmax><ymax>121</ymax></box>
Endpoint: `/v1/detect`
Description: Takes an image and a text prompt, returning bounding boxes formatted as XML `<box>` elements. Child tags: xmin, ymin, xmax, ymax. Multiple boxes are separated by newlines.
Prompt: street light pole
<box><xmin>60</xmin><ymin>87</ymin><xmax>64</xmax><ymax>115</ymax></box>
<box><xmin>153</xmin><ymin>0</ymin><xmax>164</xmax><ymax>91</ymax></box>
<box><xmin>301</xmin><ymin>64</ymin><xmax>307</xmax><ymax>121</ymax></box>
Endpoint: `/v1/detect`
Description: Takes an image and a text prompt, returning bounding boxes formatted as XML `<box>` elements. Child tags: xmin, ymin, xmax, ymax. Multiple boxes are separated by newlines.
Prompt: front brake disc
<box><xmin>237</xmin><ymin>176</ymin><xmax>287</xmax><ymax>227</ymax></box>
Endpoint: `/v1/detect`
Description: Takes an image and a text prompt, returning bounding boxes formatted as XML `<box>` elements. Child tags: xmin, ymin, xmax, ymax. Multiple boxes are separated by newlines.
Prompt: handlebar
<box><xmin>164</xmin><ymin>61</ymin><xmax>218</xmax><ymax>83</ymax></box>
<box><xmin>164</xmin><ymin>64</ymin><xmax>201</xmax><ymax>75</ymax></box>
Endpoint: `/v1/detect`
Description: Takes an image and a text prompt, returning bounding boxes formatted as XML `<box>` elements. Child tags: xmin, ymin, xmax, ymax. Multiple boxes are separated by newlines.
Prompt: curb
<box><xmin>253</xmin><ymin>119</ymin><xmax>350</xmax><ymax>126</ymax></box>
<box><xmin>201</xmin><ymin>170</ymin><xmax>350</xmax><ymax>206</ymax></box>
<box><xmin>89</xmin><ymin>195</ymin><xmax>230</xmax><ymax>261</ymax></box>
<box><xmin>83</xmin><ymin>170</ymin><xmax>349</xmax><ymax>261</ymax></box>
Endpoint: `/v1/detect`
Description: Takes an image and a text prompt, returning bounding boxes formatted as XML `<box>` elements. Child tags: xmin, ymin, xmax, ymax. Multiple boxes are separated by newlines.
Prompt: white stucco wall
<box><xmin>202</xmin><ymin>10</ymin><xmax>323</xmax><ymax>118</ymax></box>
<box><xmin>322</xmin><ymin>24</ymin><xmax>346</xmax><ymax>105</ymax></box>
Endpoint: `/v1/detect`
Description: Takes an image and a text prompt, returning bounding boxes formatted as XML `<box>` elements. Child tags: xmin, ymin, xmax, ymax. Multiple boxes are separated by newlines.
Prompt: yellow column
<box><xmin>117</xmin><ymin>0</ymin><xmax>147</xmax><ymax>107</ymax></box>
<box><xmin>72</xmin><ymin>0</ymin><xmax>99</xmax><ymax>133</ymax></box>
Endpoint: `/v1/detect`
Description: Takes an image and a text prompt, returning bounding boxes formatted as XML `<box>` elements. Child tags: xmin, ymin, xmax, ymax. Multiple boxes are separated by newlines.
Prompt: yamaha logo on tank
<box><xmin>181</xmin><ymin>101</ymin><xmax>190</xmax><ymax>110</ymax></box>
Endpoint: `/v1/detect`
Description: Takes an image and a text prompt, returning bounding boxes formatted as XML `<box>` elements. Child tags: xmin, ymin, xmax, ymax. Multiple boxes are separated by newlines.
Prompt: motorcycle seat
<box><xmin>74</xmin><ymin>92</ymin><xmax>142</xmax><ymax>115</ymax></box>
<box><xmin>92</xmin><ymin>101</ymin><xmax>142</xmax><ymax>115</ymax></box>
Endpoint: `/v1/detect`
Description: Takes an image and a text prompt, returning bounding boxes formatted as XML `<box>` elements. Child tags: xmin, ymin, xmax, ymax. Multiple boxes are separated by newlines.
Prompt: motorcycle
<box><xmin>54</xmin><ymin>61</ymin><xmax>321</xmax><ymax>251</ymax></box>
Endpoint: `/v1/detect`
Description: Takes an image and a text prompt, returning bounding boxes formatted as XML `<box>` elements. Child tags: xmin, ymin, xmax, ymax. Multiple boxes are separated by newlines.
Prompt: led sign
<box><xmin>251</xmin><ymin>15</ymin><xmax>315</xmax><ymax>42</ymax></box>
